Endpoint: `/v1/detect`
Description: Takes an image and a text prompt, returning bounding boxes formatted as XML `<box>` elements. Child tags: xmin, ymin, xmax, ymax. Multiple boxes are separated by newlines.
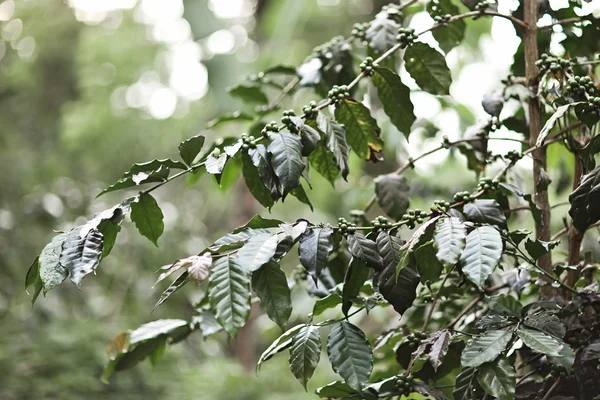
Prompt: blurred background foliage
<box><xmin>1</xmin><ymin>0</ymin><xmax>596</xmax><ymax>398</ymax></box>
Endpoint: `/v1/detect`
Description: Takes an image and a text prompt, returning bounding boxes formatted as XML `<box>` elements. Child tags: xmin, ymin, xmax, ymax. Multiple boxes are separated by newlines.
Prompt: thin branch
<box><xmin>540</xmin><ymin>17</ymin><xmax>587</xmax><ymax>30</ymax></box>
<box><xmin>444</xmin><ymin>294</ymin><xmax>483</xmax><ymax>329</ymax></box>
<box><xmin>541</xmin><ymin>377</ymin><xmax>561</xmax><ymax>400</ymax></box>
<box><xmin>422</xmin><ymin>265</ymin><xmax>456</xmax><ymax>332</ymax></box>
<box><xmin>266</xmin><ymin>76</ymin><xmax>300</xmax><ymax>111</ymax></box>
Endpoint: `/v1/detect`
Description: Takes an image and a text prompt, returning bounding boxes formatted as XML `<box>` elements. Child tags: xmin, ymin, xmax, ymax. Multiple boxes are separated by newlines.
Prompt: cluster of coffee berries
<box><xmin>240</xmin><ymin>134</ymin><xmax>257</xmax><ymax>149</ymax></box>
<box><xmin>430</xmin><ymin>199</ymin><xmax>451</xmax><ymax>213</ymax></box>
<box><xmin>477</xmin><ymin>177</ymin><xmax>499</xmax><ymax>191</ymax></box>
<box><xmin>337</xmin><ymin>217</ymin><xmax>357</xmax><ymax>236</ymax></box>
<box><xmin>505</xmin><ymin>150</ymin><xmax>523</xmax><ymax>163</ymax></box>
<box><xmin>433</xmin><ymin>14</ymin><xmax>451</xmax><ymax>24</ymax></box>
<box><xmin>577</xmin><ymin>98</ymin><xmax>600</xmax><ymax>118</ymax></box>
<box><xmin>536</xmin><ymin>53</ymin><xmax>572</xmax><ymax>74</ymax></box>
<box><xmin>402</xmin><ymin>209</ymin><xmax>427</xmax><ymax>229</ymax></box>
<box><xmin>566</xmin><ymin>75</ymin><xmax>597</xmax><ymax>99</ymax></box>
<box><xmin>394</xmin><ymin>374</ymin><xmax>415</xmax><ymax>396</ymax></box>
<box><xmin>328</xmin><ymin>85</ymin><xmax>350</xmax><ymax>103</ymax></box>
<box><xmin>261</xmin><ymin>121</ymin><xmax>279</xmax><ymax>137</ymax></box>
<box><xmin>381</xmin><ymin>3</ymin><xmax>403</xmax><ymax>23</ymax></box>
<box><xmin>310</xmin><ymin>36</ymin><xmax>345</xmax><ymax>60</ymax></box>
<box><xmin>302</xmin><ymin>101</ymin><xmax>318</xmax><ymax>120</ymax></box>
<box><xmin>474</xmin><ymin>0</ymin><xmax>492</xmax><ymax>12</ymax></box>
<box><xmin>351</xmin><ymin>22</ymin><xmax>370</xmax><ymax>42</ymax></box>
<box><xmin>405</xmin><ymin>331</ymin><xmax>427</xmax><ymax>349</ymax></box>
<box><xmin>453</xmin><ymin>191</ymin><xmax>474</xmax><ymax>203</ymax></box>
<box><xmin>371</xmin><ymin>216</ymin><xmax>392</xmax><ymax>231</ymax></box>
<box><xmin>360</xmin><ymin>57</ymin><xmax>378</xmax><ymax>76</ymax></box>
<box><xmin>396</xmin><ymin>27</ymin><xmax>416</xmax><ymax>48</ymax></box>
<box><xmin>281</xmin><ymin>110</ymin><xmax>298</xmax><ymax>132</ymax></box>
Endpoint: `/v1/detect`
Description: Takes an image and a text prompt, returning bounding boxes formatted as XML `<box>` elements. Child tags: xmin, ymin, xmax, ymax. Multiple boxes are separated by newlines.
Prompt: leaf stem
<box><xmin>421</xmin><ymin>265</ymin><xmax>456</xmax><ymax>332</ymax></box>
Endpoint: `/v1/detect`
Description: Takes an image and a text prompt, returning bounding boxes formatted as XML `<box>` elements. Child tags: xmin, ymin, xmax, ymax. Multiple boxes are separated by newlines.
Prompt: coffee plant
<box><xmin>26</xmin><ymin>1</ymin><xmax>600</xmax><ymax>399</ymax></box>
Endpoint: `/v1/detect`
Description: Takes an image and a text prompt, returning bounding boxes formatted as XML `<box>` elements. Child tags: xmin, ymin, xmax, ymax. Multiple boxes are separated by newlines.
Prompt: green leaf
<box><xmin>327</xmin><ymin>321</ymin><xmax>373</xmax><ymax>390</ymax></box>
<box><xmin>414</xmin><ymin>241</ymin><xmax>444</xmax><ymax>283</ymax></box>
<box><xmin>267</xmin><ymin>132</ymin><xmax>305</xmax><ymax>197</ymax></box>
<box><xmin>516</xmin><ymin>327</ymin><xmax>562</xmax><ymax>356</ymax></box>
<box><xmin>463</xmin><ymin>199</ymin><xmax>507</xmax><ymax>228</ymax></box>
<box><xmin>178</xmin><ymin>134</ymin><xmax>205</xmax><ymax>166</ymax></box>
<box><xmin>195</xmin><ymin>310</ymin><xmax>223</xmax><ymax>337</ymax></box>
<box><xmin>524</xmin><ymin>238</ymin><xmax>560</xmax><ymax>261</ymax></box>
<box><xmin>461</xmin><ymin>329</ymin><xmax>512</xmax><ymax>368</ymax></box>
<box><xmin>290</xmin><ymin>184</ymin><xmax>313</xmax><ymax>211</ymax></box>
<box><xmin>334</xmin><ymin>99</ymin><xmax>383</xmax><ymax>160</ymax></box>
<box><xmin>376</xmin><ymin>231</ymin><xmax>401</xmax><ymax>272</ymax></box>
<box><xmin>405</xmin><ymin>42</ymin><xmax>452</xmax><ymax>95</ymax></box>
<box><xmin>433</xmin><ymin>216</ymin><xmax>466</xmax><ymax>269</ymax></box>
<box><xmin>487</xmin><ymin>294</ymin><xmax>523</xmax><ymax>317</ymax></box>
<box><xmin>523</xmin><ymin>311</ymin><xmax>565</xmax><ymax>338</ymax></box>
<box><xmin>289</xmin><ymin>325</ymin><xmax>321</xmax><ymax>389</ymax></box>
<box><xmin>130</xmin><ymin>193</ymin><xmax>164</xmax><ymax>246</ymax></box>
<box><xmin>154</xmin><ymin>272</ymin><xmax>189</xmax><ymax>309</ymax></box>
<box><xmin>374</xmin><ymin>173</ymin><xmax>410</xmax><ymax>220</ymax></box>
<box><xmin>252</xmin><ymin>261</ymin><xmax>292</xmax><ymax>330</ymax></box>
<box><xmin>313</xmin><ymin>293</ymin><xmax>343</xmax><ymax>316</ymax></box>
<box><xmin>548</xmin><ymin>343</ymin><xmax>575</xmax><ymax>372</ymax></box>
<box><xmin>315</xmin><ymin>381</ymin><xmax>359</xmax><ymax>398</ymax></box>
<box><xmin>25</xmin><ymin>257</ymin><xmax>43</xmax><ymax>305</ymax></box>
<box><xmin>477</xmin><ymin>357</ymin><xmax>515</xmax><ymax>400</ymax></box>
<box><xmin>298</xmin><ymin>226</ymin><xmax>334</xmax><ymax>282</ymax></box>
<box><xmin>453</xmin><ymin>368</ymin><xmax>481</xmax><ymax>400</ymax></box>
<box><xmin>248</xmin><ymin>144</ymin><xmax>280</xmax><ymax>199</ymax></box>
<box><xmin>537</xmin><ymin>103</ymin><xmax>581</xmax><ymax>146</ymax></box>
<box><xmin>233</xmin><ymin>215</ymin><xmax>284</xmax><ymax>232</ymax></box>
<box><xmin>498</xmin><ymin>183</ymin><xmax>543</xmax><ymax>227</ymax></box>
<box><xmin>238</xmin><ymin>233</ymin><xmax>279</xmax><ymax>272</ymax></box>
<box><xmin>459</xmin><ymin>226</ymin><xmax>503</xmax><ymax>289</ymax></box>
<box><xmin>569</xmin><ymin>165</ymin><xmax>600</xmax><ymax>231</ymax></box>
<box><xmin>320</xmin><ymin>115</ymin><xmax>350</xmax><ymax>179</ymax></box>
<box><xmin>262</xmin><ymin>64</ymin><xmax>298</xmax><ymax>76</ymax></box>
<box><xmin>377</xmin><ymin>252</ymin><xmax>420</xmax><ymax>315</ymax></box>
<box><xmin>309</xmin><ymin>142</ymin><xmax>340</xmax><ymax>185</ymax></box>
<box><xmin>257</xmin><ymin>324</ymin><xmax>304</xmax><ymax>371</ymax></box>
<box><xmin>206</xmin><ymin>111</ymin><xmax>254</xmax><ymax>128</ymax></box>
<box><xmin>291</xmin><ymin>116</ymin><xmax>321</xmax><ymax>156</ymax></box>
<box><xmin>210</xmin><ymin>228</ymin><xmax>272</xmax><ymax>252</ymax></box>
<box><xmin>346</xmin><ymin>233</ymin><xmax>383</xmax><ymax>271</ymax></box>
<box><xmin>208</xmin><ymin>256</ymin><xmax>251</xmax><ymax>338</ymax></box>
<box><xmin>342</xmin><ymin>258</ymin><xmax>370</xmax><ymax>316</ymax></box>
<box><xmin>227</xmin><ymin>83</ymin><xmax>268</xmax><ymax>104</ymax></box>
<box><xmin>429</xmin><ymin>330</ymin><xmax>452</xmax><ymax>371</ymax></box>
<box><xmin>508</xmin><ymin>229</ymin><xmax>531</xmax><ymax>246</ymax></box>
<box><xmin>38</xmin><ymin>233</ymin><xmax>68</xmax><ymax>292</ymax></box>
<box><xmin>372</xmin><ymin>67</ymin><xmax>415</xmax><ymax>137</ymax></box>
<box><xmin>428</xmin><ymin>0</ymin><xmax>466</xmax><ymax>53</ymax></box>
<box><xmin>59</xmin><ymin>228</ymin><xmax>104</xmax><ymax>288</ymax></box>
<box><xmin>242</xmin><ymin>152</ymin><xmax>275</xmax><ymax>209</ymax></box>
<box><xmin>102</xmin><ymin>319</ymin><xmax>190</xmax><ymax>383</ymax></box>
<box><xmin>580</xmin><ymin>134</ymin><xmax>600</xmax><ymax>172</ymax></box>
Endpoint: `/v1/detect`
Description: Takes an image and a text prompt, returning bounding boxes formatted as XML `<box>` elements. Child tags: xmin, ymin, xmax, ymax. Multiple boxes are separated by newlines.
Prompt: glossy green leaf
<box><xmin>537</xmin><ymin>103</ymin><xmax>581</xmax><ymax>146</ymax></box>
<box><xmin>290</xmin><ymin>184</ymin><xmax>313</xmax><ymax>211</ymax></box>
<box><xmin>477</xmin><ymin>357</ymin><xmax>515</xmax><ymax>400</ymax></box>
<box><xmin>267</xmin><ymin>132</ymin><xmax>305</xmax><ymax>197</ymax></box>
<box><xmin>453</xmin><ymin>367</ymin><xmax>481</xmax><ymax>400</ymax></box>
<box><xmin>428</xmin><ymin>0</ymin><xmax>466</xmax><ymax>53</ymax></box>
<box><xmin>327</xmin><ymin>321</ymin><xmax>373</xmax><ymax>390</ymax></box>
<box><xmin>298</xmin><ymin>226</ymin><xmax>334</xmax><ymax>282</ymax></box>
<box><xmin>405</xmin><ymin>43</ymin><xmax>452</xmax><ymax>95</ymax></box>
<box><xmin>309</xmin><ymin>142</ymin><xmax>340</xmax><ymax>185</ymax></box>
<box><xmin>320</xmin><ymin>115</ymin><xmax>349</xmax><ymax>179</ymax></box>
<box><xmin>373</xmin><ymin>173</ymin><xmax>410</xmax><ymax>220</ymax></box>
<box><xmin>569</xmin><ymin>165</ymin><xmax>600</xmax><ymax>231</ymax></box>
<box><xmin>208</xmin><ymin>256</ymin><xmax>251</xmax><ymax>338</ymax></box>
<box><xmin>130</xmin><ymin>193</ymin><xmax>164</xmax><ymax>246</ymax></box>
<box><xmin>242</xmin><ymin>152</ymin><xmax>275</xmax><ymax>209</ymax></box>
<box><xmin>257</xmin><ymin>324</ymin><xmax>304</xmax><ymax>371</ymax></box>
<box><xmin>342</xmin><ymin>258</ymin><xmax>370</xmax><ymax>316</ymax></box>
<box><xmin>312</xmin><ymin>293</ymin><xmax>343</xmax><ymax>316</ymax></box>
<box><xmin>346</xmin><ymin>233</ymin><xmax>383</xmax><ymax>271</ymax></box>
<box><xmin>487</xmin><ymin>294</ymin><xmax>523</xmax><ymax>317</ymax></box>
<box><xmin>377</xmin><ymin>250</ymin><xmax>420</xmax><ymax>315</ymax></box>
<box><xmin>315</xmin><ymin>381</ymin><xmax>359</xmax><ymax>398</ymax></box>
<box><xmin>460</xmin><ymin>226</ymin><xmax>503</xmax><ymax>289</ymax></box>
<box><xmin>548</xmin><ymin>343</ymin><xmax>575</xmax><ymax>372</ymax></box>
<box><xmin>461</xmin><ymin>329</ymin><xmax>512</xmax><ymax>368</ymax></box>
<box><xmin>334</xmin><ymin>99</ymin><xmax>383</xmax><ymax>160</ymax></box>
<box><xmin>25</xmin><ymin>257</ymin><xmax>43</xmax><ymax>305</ymax></box>
<box><xmin>252</xmin><ymin>261</ymin><xmax>292</xmax><ymax>330</ymax></box>
<box><xmin>248</xmin><ymin>144</ymin><xmax>280</xmax><ymax>199</ymax></box>
<box><xmin>524</xmin><ymin>238</ymin><xmax>560</xmax><ymax>261</ymax></box>
<box><xmin>372</xmin><ymin>67</ymin><xmax>415</xmax><ymax>137</ymax></box>
<box><xmin>59</xmin><ymin>228</ymin><xmax>104</xmax><ymax>287</ymax></box>
<box><xmin>289</xmin><ymin>325</ymin><xmax>321</xmax><ymax>389</ymax></box>
<box><xmin>433</xmin><ymin>216</ymin><xmax>466</xmax><ymax>269</ymax></box>
<box><xmin>38</xmin><ymin>233</ymin><xmax>68</xmax><ymax>292</ymax></box>
<box><xmin>414</xmin><ymin>241</ymin><xmax>444</xmax><ymax>283</ymax></box>
<box><xmin>178</xmin><ymin>134</ymin><xmax>205</xmax><ymax>166</ymax></box>
<box><xmin>517</xmin><ymin>327</ymin><xmax>562</xmax><ymax>356</ymax></box>
<box><xmin>238</xmin><ymin>233</ymin><xmax>279</xmax><ymax>272</ymax></box>
<box><xmin>463</xmin><ymin>199</ymin><xmax>507</xmax><ymax>228</ymax></box>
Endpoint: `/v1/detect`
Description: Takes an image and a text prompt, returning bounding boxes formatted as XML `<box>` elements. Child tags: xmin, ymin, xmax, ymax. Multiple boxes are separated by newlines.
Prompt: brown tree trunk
<box><xmin>523</xmin><ymin>0</ymin><xmax>556</xmax><ymax>298</ymax></box>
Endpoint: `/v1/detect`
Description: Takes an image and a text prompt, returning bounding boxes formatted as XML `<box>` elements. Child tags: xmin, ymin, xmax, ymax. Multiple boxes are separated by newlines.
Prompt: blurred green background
<box><xmin>1</xmin><ymin>0</ymin><xmax>593</xmax><ymax>398</ymax></box>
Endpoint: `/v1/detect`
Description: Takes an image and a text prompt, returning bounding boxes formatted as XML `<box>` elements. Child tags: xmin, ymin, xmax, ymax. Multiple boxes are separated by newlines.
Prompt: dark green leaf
<box><xmin>376</xmin><ymin>231</ymin><xmax>402</xmax><ymax>273</ymax></box>
<box><xmin>59</xmin><ymin>228</ymin><xmax>104</xmax><ymax>288</ymax></box>
<box><xmin>238</xmin><ymin>233</ymin><xmax>279</xmax><ymax>272</ymax></box>
<box><xmin>517</xmin><ymin>327</ymin><xmax>562</xmax><ymax>356</ymax></box>
<box><xmin>257</xmin><ymin>324</ymin><xmax>304</xmax><ymax>371</ymax></box>
<box><xmin>461</xmin><ymin>329</ymin><xmax>512</xmax><ymax>367</ymax></box>
<box><xmin>537</xmin><ymin>103</ymin><xmax>581</xmax><ymax>146</ymax></box>
<box><xmin>252</xmin><ymin>261</ymin><xmax>292</xmax><ymax>330</ymax></box>
<box><xmin>487</xmin><ymin>294</ymin><xmax>523</xmax><ymax>317</ymax></box>
<box><xmin>414</xmin><ymin>241</ymin><xmax>444</xmax><ymax>283</ymax></box>
<box><xmin>477</xmin><ymin>356</ymin><xmax>515</xmax><ymax>400</ymax></box>
<box><xmin>548</xmin><ymin>344</ymin><xmax>575</xmax><ymax>372</ymax></box>
<box><xmin>249</xmin><ymin>144</ymin><xmax>280</xmax><ymax>199</ymax></box>
<box><xmin>523</xmin><ymin>312</ymin><xmax>565</xmax><ymax>339</ymax></box>
<box><xmin>210</xmin><ymin>228</ymin><xmax>271</xmax><ymax>252</ymax></box>
<box><xmin>525</xmin><ymin>238</ymin><xmax>560</xmax><ymax>261</ymax></box>
<box><xmin>374</xmin><ymin>173</ymin><xmax>410</xmax><ymax>220</ymax></box>
<box><xmin>463</xmin><ymin>199</ymin><xmax>506</xmax><ymax>228</ymax></box>
<box><xmin>290</xmin><ymin>184</ymin><xmax>313</xmax><ymax>211</ymax></box>
<box><xmin>154</xmin><ymin>272</ymin><xmax>189</xmax><ymax>309</ymax></box>
<box><xmin>233</xmin><ymin>215</ymin><xmax>284</xmax><ymax>232</ymax></box>
<box><xmin>242</xmin><ymin>152</ymin><xmax>275</xmax><ymax>209</ymax></box>
<box><xmin>227</xmin><ymin>83</ymin><xmax>268</xmax><ymax>104</ymax></box>
<box><xmin>342</xmin><ymin>258</ymin><xmax>370</xmax><ymax>316</ymax></box>
<box><xmin>568</xmin><ymin>166</ymin><xmax>600</xmax><ymax>231</ymax></box>
<box><xmin>498</xmin><ymin>183</ymin><xmax>543</xmax><ymax>227</ymax></box>
<box><xmin>208</xmin><ymin>256</ymin><xmax>251</xmax><ymax>338</ymax></box>
<box><xmin>327</xmin><ymin>321</ymin><xmax>373</xmax><ymax>390</ymax></box>
<box><xmin>289</xmin><ymin>325</ymin><xmax>321</xmax><ymax>389</ymax></box>
<box><xmin>334</xmin><ymin>99</ymin><xmax>383</xmax><ymax>160</ymax></box>
<box><xmin>580</xmin><ymin>135</ymin><xmax>600</xmax><ymax>172</ymax></box>
<box><xmin>38</xmin><ymin>233</ymin><xmax>68</xmax><ymax>292</ymax></box>
<box><xmin>315</xmin><ymin>381</ymin><xmax>359</xmax><ymax>398</ymax></box>
<box><xmin>433</xmin><ymin>216</ymin><xmax>466</xmax><ymax>269</ymax></box>
<box><xmin>25</xmin><ymin>257</ymin><xmax>42</xmax><ymax>305</ymax></box>
<box><xmin>309</xmin><ymin>142</ymin><xmax>340</xmax><ymax>185</ymax></box>
<box><xmin>405</xmin><ymin>43</ymin><xmax>452</xmax><ymax>95</ymax></box>
<box><xmin>428</xmin><ymin>0</ymin><xmax>465</xmax><ymax>53</ymax></box>
<box><xmin>460</xmin><ymin>226</ymin><xmax>503</xmax><ymax>289</ymax></box>
<box><xmin>267</xmin><ymin>132</ymin><xmax>305</xmax><ymax>197</ymax></box>
<box><xmin>372</xmin><ymin>67</ymin><xmax>415</xmax><ymax>137</ymax></box>
<box><xmin>453</xmin><ymin>368</ymin><xmax>481</xmax><ymax>400</ymax></box>
<box><xmin>377</xmin><ymin>250</ymin><xmax>420</xmax><ymax>315</ymax></box>
<box><xmin>178</xmin><ymin>134</ymin><xmax>205</xmax><ymax>166</ymax></box>
<box><xmin>508</xmin><ymin>229</ymin><xmax>531</xmax><ymax>246</ymax></box>
<box><xmin>291</xmin><ymin>116</ymin><xmax>321</xmax><ymax>156</ymax></box>
<box><xmin>320</xmin><ymin>115</ymin><xmax>349</xmax><ymax>179</ymax></box>
<box><xmin>313</xmin><ymin>293</ymin><xmax>343</xmax><ymax>316</ymax></box>
<box><xmin>130</xmin><ymin>193</ymin><xmax>164</xmax><ymax>246</ymax></box>
<box><xmin>346</xmin><ymin>233</ymin><xmax>383</xmax><ymax>271</ymax></box>
<box><xmin>298</xmin><ymin>226</ymin><xmax>334</xmax><ymax>282</ymax></box>
<box><xmin>206</xmin><ymin>111</ymin><xmax>254</xmax><ymax>128</ymax></box>
<box><xmin>581</xmin><ymin>343</ymin><xmax>600</xmax><ymax>361</ymax></box>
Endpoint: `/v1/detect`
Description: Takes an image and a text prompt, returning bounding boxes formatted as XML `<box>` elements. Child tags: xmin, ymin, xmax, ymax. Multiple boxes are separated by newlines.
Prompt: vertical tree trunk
<box><xmin>523</xmin><ymin>0</ymin><xmax>555</xmax><ymax>297</ymax></box>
